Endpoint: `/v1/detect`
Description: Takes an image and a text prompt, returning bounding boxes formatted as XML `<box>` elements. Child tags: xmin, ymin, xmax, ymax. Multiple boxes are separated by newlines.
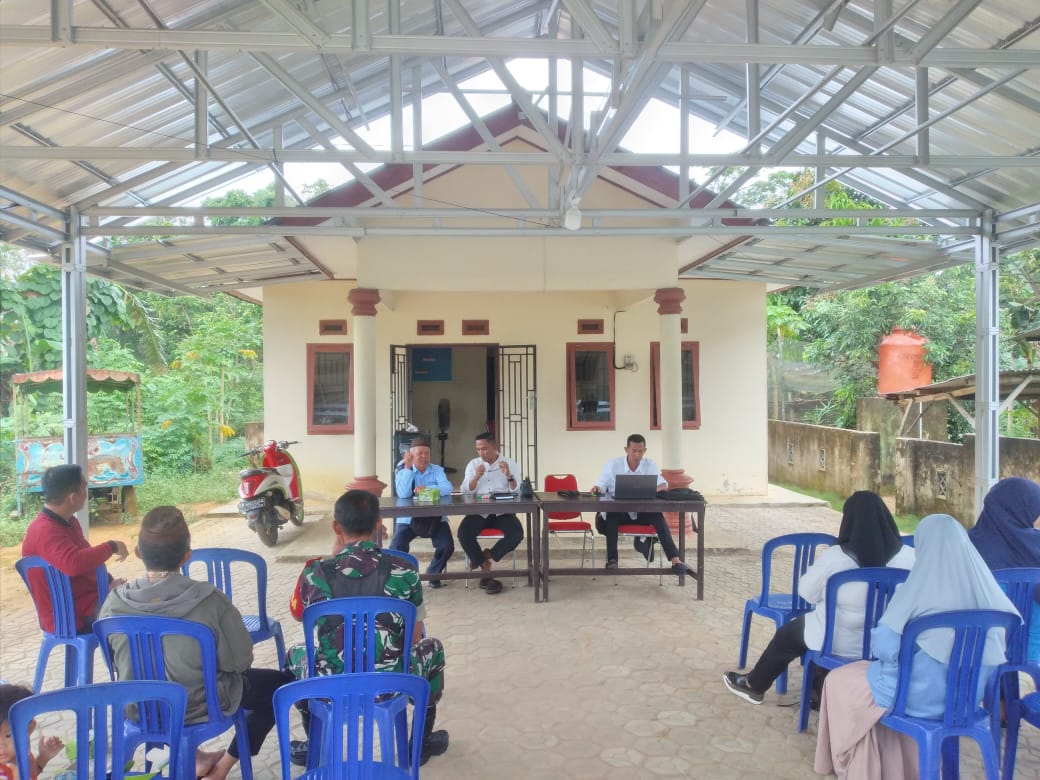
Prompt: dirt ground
<box><xmin>0</xmin><ymin>501</ymin><xmax>222</xmax><ymax>612</ymax></box>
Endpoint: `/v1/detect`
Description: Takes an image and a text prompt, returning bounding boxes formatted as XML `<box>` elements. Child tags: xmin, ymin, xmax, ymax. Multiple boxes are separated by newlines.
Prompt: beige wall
<box><xmin>263</xmin><ymin>280</ymin><xmax>768</xmax><ymax>499</ymax></box>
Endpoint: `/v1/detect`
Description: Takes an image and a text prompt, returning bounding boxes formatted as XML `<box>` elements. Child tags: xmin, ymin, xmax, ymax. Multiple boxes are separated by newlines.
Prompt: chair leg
<box><xmin>272</xmin><ymin>624</ymin><xmax>287</xmax><ymax>670</ymax></box>
<box><xmin>773</xmin><ymin>618</ymin><xmax>788</xmax><ymax>694</ymax></box>
<box><xmin>738</xmin><ymin>608</ymin><xmax>753</xmax><ymax>670</ymax></box>
<box><xmin>33</xmin><ymin>641</ymin><xmax>51</xmax><ymax>693</ymax></box>
<box><xmin>234</xmin><ymin>712</ymin><xmax>255</xmax><ymax>780</ymax></box>
<box><xmin>64</xmin><ymin>644</ymin><xmax>77</xmax><ymax>688</ymax></box>
<box><xmin>797</xmin><ymin>659</ymin><xmax>814</xmax><ymax>732</ymax></box>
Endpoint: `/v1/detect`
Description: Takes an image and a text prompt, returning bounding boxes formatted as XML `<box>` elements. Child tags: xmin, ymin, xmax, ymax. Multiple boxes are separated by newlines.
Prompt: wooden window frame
<box><xmin>307</xmin><ymin>343</ymin><xmax>354</xmax><ymax>435</ymax></box>
<box><xmin>649</xmin><ymin>341</ymin><xmax>701</xmax><ymax>430</ymax></box>
<box><xmin>566</xmin><ymin>342</ymin><xmax>615</xmax><ymax>431</ymax></box>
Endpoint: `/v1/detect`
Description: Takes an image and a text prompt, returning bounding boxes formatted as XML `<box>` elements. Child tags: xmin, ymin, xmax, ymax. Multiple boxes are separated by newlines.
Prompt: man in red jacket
<box><xmin>21</xmin><ymin>464</ymin><xmax>129</xmax><ymax>633</ymax></box>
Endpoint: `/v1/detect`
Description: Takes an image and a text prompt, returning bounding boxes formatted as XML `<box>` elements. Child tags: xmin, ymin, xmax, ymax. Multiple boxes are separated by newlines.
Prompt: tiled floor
<box><xmin>3</xmin><ymin>493</ymin><xmax>1038</xmax><ymax>779</ymax></box>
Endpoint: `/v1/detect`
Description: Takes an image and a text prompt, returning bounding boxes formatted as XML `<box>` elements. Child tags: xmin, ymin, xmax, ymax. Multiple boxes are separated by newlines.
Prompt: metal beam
<box><xmin>255</xmin><ymin>0</ymin><xmax>330</xmax><ymax>48</ymax></box>
<box><xmin>6</xmin><ymin>25</ymin><xmax>1040</xmax><ymax>67</ymax></box>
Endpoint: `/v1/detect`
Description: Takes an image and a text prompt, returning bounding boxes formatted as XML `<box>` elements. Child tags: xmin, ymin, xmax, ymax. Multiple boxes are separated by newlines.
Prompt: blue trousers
<box><xmin>390</xmin><ymin>520</ymin><xmax>455</xmax><ymax>574</ymax></box>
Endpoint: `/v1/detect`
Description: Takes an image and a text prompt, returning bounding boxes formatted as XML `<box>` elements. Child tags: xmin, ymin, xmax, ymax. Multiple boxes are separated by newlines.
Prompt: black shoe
<box><xmin>419</xmin><ymin>730</ymin><xmax>449</xmax><ymax>765</ymax></box>
<box><xmin>722</xmin><ymin>672</ymin><xmax>764</xmax><ymax>705</ymax></box>
<box><xmin>671</xmin><ymin>560</ymin><xmax>696</xmax><ymax>577</ymax></box>
<box><xmin>289</xmin><ymin>739</ymin><xmax>308</xmax><ymax>767</ymax></box>
<box><xmin>605</xmin><ymin>559</ymin><xmax>618</xmax><ymax>569</ymax></box>
<box><xmin>633</xmin><ymin>536</ymin><xmax>655</xmax><ymax>562</ymax></box>
<box><xmin>428</xmin><ymin>579</ymin><xmax>444</xmax><ymax>589</ymax></box>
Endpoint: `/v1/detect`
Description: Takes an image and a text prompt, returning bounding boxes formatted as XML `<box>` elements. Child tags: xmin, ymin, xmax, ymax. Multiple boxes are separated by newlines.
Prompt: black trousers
<box><xmin>228</xmin><ymin>667</ymin><xmax>296</xmax><ymax>758</ymax></box>
<box><xmin>601</xmin><ymin>511</ymin><xmax>679</xmax><ymax>563</ymax></box>
<box><xmin>745</xmin><ymin>616</ymin><xmax>807</xmax><ymax>694</ymax></box>
<box><xmin>457</xmin><ymin>513</ymin><xmax>523</xmax><ymax>566</ymax></box>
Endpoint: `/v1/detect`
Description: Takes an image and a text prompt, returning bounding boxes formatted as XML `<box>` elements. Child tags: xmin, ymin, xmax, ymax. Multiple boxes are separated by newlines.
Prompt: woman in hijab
<box><xmin>723</xmin><ymin>491</ymin><xmax>915</xmax><ymax>706</ymax></box>
<box><xmin>968</xmin><ymin>477</ymin><xmax>1040</xmax><ymax>660</ymax></box>
<box><xmin>815</xmin><ymin>514</ymin><xmax>1019</xmax><ymax>779</ymax></box>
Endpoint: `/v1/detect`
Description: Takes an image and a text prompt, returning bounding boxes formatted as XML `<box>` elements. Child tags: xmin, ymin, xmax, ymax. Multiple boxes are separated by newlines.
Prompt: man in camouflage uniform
<box><xmin>287</xmin><ymin>489</ymin><xmax>448</xmax><ymax>765</ymax></box>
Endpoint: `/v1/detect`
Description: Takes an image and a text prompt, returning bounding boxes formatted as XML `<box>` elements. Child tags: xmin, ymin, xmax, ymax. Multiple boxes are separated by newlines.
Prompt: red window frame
<box><xmin>307</xmin><ymin>343</ymin><xmax>354</xmax><ymax>435</ymax></box>
<box><xmin>650</xmin><ymin>341</ymin><xmax>701</xmax><ymax>430</ymax></box>
<box><xmin>566</xmin><ymin>342</ymin><xmax>615</xmax><ymax>431</ymax></box>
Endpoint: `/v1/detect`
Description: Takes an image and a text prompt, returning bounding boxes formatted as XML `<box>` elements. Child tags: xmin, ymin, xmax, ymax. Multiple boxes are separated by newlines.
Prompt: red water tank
<box><xmin>877</xmin><ymin>328</ymin><xmax>932</xmax><ymax>393</ymax></box>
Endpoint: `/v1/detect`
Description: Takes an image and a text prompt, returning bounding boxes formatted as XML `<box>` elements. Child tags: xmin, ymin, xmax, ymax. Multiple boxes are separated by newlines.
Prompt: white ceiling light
<box><xmin>563</xmin><ymin>205</ymin><xmax>582</xmax><ymax>231</ymax></box>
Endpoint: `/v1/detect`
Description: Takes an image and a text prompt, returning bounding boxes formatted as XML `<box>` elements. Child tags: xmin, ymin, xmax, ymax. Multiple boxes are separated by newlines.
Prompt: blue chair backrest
<box><xmin>182</xmin><ymin>547</ymin><xmax>270</xmax><ymax>618</ymax></box>
<box><xmin>993</xmin><ymin>568</ymin><xmax>1040</xmax><ymax>665</ymax></box>
<box><xmin>274</xmin><ymin>672</ymin><xmax>430</xmax><ymax>779</ymax></box>
<box><xmin>759</xmin><ymin>533</ymin><xmax>837</xmax><ymax>610</ymax></box>
<box><xmin>381</xmin><ymin>548</ymin><xmax>420</xmax><ymax>571</ymax></box>
<box><xmin>890</xmin><ymin>609</ymin><xmax>1021</xmax><ymax>728</ymax></box>
<box><xmin>9</xmin><ymin>680</ymin><xmax>186</xmax><ymax>780</ymax></box>
<box><xmin>900</xmin><ymin>534</ymin><xmax>915</xmax><ymax>548</ymax></box>
<box><xmin>94</xmin><ymin>615</ymin><xmax>224</xmax><ymax>728</ymax></box>
<box><xmin>302</xmin><ymin>596</ymin><xmax>417</xmax><ymax>675</ymax></box>
<box><xmin>820</xmin><ymin>566</ymin><xmax>910</xmax><ymax>658</ymax></box>
<box><xmin>16</xmin><ymin>555</ymin><xmax>107</xmax><ymax>637</ymax></box>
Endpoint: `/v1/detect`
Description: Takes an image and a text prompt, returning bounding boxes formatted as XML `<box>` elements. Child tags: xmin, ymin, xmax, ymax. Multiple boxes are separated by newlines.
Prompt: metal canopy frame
<box><xmin>2</xmin><ymin>0</ymin><xmax>1038</xmax><ymax>516</ymax></box>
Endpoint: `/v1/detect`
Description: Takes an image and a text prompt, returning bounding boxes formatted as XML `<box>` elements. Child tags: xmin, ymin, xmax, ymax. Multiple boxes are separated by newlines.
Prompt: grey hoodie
<box><xmin>99</xmin><ymin>573</ymin><xmax>253</xmax><ymax>723</ymax></box>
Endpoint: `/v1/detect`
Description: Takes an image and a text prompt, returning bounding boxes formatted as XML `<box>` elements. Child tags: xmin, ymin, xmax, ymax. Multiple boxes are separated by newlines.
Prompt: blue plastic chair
<box><xmin>16</xmin><ymin>555</ymin><xmax>108</xmax><ymax>692</ymax></box>
<box><xmin>301</xmin><ymin>597</ymin><xmax>418</xmax><ymax>771</ymax></box>
<box><xmin>381</xmin><ymin>548</ymin><xmax>420</xmax><ymax>571</ymax></box>
<box><xmin>879</xmin><ymin>609</ymin><xmax>1021</xmax><ymax>780</ymax></box>
<box><xmin>738</xmin><ymin>532</ymin><xmax>837</xmax><ymax>693</ymax></box>
<box><xmin>990</xmin><ymin>568</ymin><xmax>1040</xmax><ymax>779</ymax></box>
<box><xmin>900</xmin><ymin>534</ymin><xmax>915</xmax><ymax>548</ymax></box>
<box><xmin>797</xmin><ymin>566</ymin><xmax>909</xmax><ymax>731</ymax></box>
<box><xmin>94</xmin><ymin>615</ymin><xmax>254</xmax><ymax>780</ymax></box>
<box><xmin>182</xmin><ymin>547</ymin><xmax>287</xmax><ymax>668</ymax></box>
<box><xmin>9</xmin><ymin>680</ymin><xmax>187</xmax><ymax>780</ymax></box>
<box><xmin>274</xmin><ymin>672</ymin><xmax>429</xmax><ymax>779</ymax></box>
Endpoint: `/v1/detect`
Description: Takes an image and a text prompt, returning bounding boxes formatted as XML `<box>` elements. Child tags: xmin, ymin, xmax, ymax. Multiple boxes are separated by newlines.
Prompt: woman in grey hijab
<box><xmin>814</xmin><ymin>514</ymin><xmax>1018</xmax><ymax>779</ymax></box>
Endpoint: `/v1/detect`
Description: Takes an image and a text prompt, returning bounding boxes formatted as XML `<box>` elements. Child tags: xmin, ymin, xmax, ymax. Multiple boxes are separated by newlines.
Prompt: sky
<box><xmin>204</xmin><ymin>58</ymin><xmax>748</xmax><ymax>203</ymax></box>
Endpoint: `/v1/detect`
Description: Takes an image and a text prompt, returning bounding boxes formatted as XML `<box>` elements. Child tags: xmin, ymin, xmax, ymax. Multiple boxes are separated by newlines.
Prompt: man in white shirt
<box><xmin>590</xmin><ymin>433</ymin><xmax>695</xmax><ymax>576</ymax></box>
<box><xmin>457</xmin><ymin>432</ymin><xmax>524</xmax><ymax>595</ymax></box>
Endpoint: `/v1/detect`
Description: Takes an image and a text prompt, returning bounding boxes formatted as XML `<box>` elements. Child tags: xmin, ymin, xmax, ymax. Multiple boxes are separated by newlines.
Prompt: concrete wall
<box><xmin>768</xmin><ymin>420</ymin><xmax>881</xmax><ymax>496</ymax></box>
<box><xmin>895</xmin><ymin>435</ymin><xmax>1040</xmax><ymax>523</ymax></box>
<box><xmin>264</xmin><ymin>280</ymin><xmax>768</xmax><ymax>499</ymax></box>
<box><xmin>856</xmin><ymin>396</ymin><xmax>946</xmax><ymax>488</ymax></box>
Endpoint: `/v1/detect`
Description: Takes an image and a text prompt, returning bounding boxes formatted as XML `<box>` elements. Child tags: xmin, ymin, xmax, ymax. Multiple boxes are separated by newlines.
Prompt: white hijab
<box><xmin>879</xmin><ymin>513</ymin><xmax>1018</xmax><ymax>666</ymax></box>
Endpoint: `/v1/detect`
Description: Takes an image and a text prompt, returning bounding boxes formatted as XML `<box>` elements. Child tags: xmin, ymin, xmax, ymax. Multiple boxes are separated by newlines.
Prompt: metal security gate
<box><xmin>497</xmin><ymin>345</ymin><xmax>537</xmax><ymax>486</ymax></box>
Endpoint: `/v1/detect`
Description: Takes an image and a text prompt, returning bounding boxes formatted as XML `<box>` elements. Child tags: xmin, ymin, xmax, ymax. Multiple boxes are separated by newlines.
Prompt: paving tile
<box><xmin>4</xmin><ymin>500</ymin><xmax>1039</xmax><ymax>779</ymax></box>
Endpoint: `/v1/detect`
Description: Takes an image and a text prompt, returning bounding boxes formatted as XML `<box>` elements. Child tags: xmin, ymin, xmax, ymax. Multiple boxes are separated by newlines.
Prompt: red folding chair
<box><xmin>544</xmin><ymin>474</ymin><xmax>595</xmax><ymax>567</ymax></box>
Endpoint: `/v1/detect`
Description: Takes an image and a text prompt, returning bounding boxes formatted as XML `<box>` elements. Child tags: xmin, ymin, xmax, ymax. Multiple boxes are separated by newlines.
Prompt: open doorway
<box><xmin>390</xmin><ymin>344</ymin><xmax>536</xmax><ymax>490</ymax></box>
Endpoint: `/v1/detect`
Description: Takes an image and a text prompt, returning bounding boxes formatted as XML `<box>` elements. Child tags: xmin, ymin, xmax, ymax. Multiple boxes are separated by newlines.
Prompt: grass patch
<box><xmin>774</xmin><ymin>482</ymin><xmax>921</xmax><ymax>533</ymax></box>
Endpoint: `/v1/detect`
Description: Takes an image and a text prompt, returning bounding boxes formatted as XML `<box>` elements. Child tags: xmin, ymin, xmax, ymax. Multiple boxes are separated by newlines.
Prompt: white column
<box><xmin>654</xmin><ymin>288</ymin><xmax>691</xmax><ymax>489</ymax></box>
<box><xmin>346</xmin><ymin>288</ymin><xmax>386</xmax><ymax>495</ymax></box>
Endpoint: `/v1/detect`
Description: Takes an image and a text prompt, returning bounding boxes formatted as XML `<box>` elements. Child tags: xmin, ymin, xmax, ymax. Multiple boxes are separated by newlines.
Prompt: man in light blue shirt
<box><xmin>390</xmin><ymin>438</ymin><xmax>455</xmax><ymax>588</ymax></box>
<box><xmin>590</xmin><ymin>433</ymin><xmax>694</xmax><ymax>576</ymax></box>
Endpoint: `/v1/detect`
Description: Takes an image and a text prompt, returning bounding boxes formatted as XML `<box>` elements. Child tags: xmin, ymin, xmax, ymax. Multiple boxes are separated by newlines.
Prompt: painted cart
<box><xmin>13</xmin><ymin>368</ymin><xmax>144</xmax><ymax>520</ymax></box>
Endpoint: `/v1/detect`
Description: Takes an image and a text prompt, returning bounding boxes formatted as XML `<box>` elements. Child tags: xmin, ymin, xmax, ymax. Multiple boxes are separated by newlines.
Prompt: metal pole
<box><xmin>974</xmin><ymin>209</ymin><xmax>1000</xmax><ymax>517</ymax></box>
<box><xmin>62</xmin><ymin>205</ymin><xmax>90</xmax><ymax>533</ymax></box>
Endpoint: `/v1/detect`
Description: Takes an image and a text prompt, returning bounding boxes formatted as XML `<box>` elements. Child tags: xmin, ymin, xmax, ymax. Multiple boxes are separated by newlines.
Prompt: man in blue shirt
<box><xmin>390</xmin><ymin>438</ymin><xmax>455</xmax><ymax>588</ymax></box>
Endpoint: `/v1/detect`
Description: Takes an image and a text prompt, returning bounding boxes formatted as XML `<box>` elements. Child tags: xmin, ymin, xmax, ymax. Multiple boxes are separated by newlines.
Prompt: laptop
<box><xmin>612</xmin><ymin>474</ymin><xmax>660</xmax><ymax>500</ymax></box>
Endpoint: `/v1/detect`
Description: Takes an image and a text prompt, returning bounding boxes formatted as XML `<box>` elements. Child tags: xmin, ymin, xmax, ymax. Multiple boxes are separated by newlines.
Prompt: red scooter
<box><xmin>238</xmin><ymin>439</ymin><xmax>305</xmax><ymax>546</ymax></box>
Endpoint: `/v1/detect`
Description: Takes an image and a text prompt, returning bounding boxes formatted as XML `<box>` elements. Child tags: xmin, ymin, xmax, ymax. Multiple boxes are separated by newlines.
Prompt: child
<box><xmin>0</xmin><ymin>683</ymin><xmax>63</xmax><ymax>780</ymax></box>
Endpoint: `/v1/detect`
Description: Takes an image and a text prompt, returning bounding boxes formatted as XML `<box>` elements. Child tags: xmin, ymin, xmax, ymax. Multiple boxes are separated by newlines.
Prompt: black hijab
<box><xmin>836</xmin><ymin>490</ymin><xmax>903</xmax><ymax>567</ymax></box>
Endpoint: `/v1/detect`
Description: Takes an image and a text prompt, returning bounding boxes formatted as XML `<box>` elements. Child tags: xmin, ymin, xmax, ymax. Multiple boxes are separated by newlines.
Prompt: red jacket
<box><xmin>22</xmin><ymin>507</ymin><xmax>113</xmax><ymax>633</ymax></box>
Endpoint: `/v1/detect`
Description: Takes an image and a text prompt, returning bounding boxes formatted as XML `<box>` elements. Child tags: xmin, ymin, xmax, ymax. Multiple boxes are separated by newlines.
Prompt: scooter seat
<box><xmin>239</xmin><ymin>467</ymin><xmax>275</xmax><ymax>478</ymax></box>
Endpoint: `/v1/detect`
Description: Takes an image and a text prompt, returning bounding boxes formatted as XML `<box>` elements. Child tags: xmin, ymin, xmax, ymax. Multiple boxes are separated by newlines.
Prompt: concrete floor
<box><xmin>4</xmin><ymin>488</ymin><xmax>1038</xmax><ymax>779</ymax></box>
